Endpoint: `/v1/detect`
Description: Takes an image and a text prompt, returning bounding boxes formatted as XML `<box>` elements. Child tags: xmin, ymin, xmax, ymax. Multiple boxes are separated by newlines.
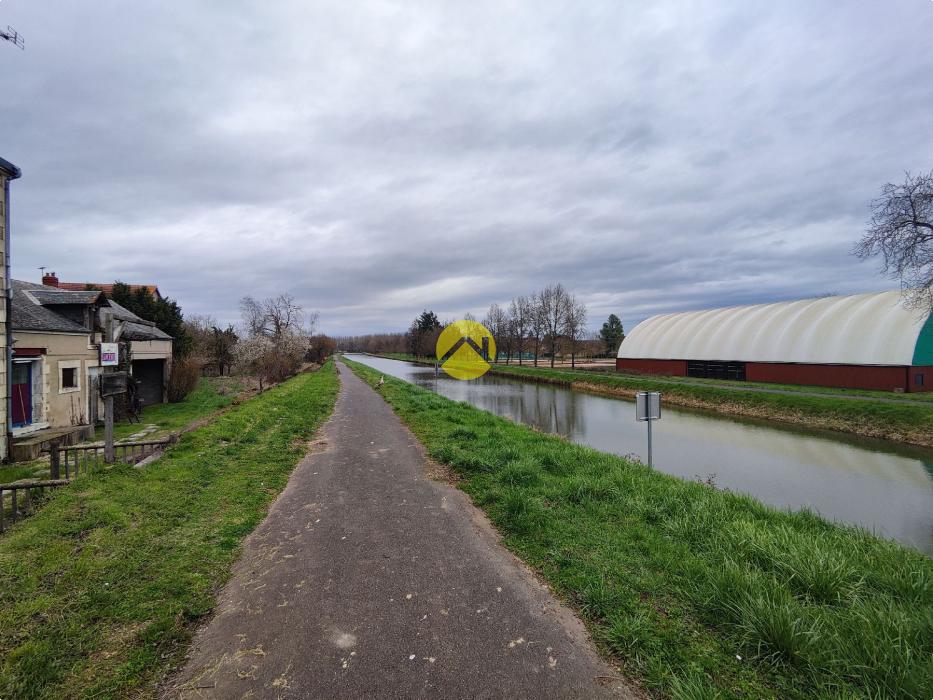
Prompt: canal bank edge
<box><xmin>343</xmin><ymin>356</ymin><xmax>933</xmax><ymax>700</ymax></box>
<box><xmin>367</xmin><ymin>353</ymin><xmax>933</xmax><ymax>448</ymax></box>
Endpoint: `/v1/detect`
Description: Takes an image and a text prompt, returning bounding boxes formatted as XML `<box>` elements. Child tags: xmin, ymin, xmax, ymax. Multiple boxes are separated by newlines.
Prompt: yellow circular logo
<box><xmin>435</xmin><ymin>320</ymin><xmax>496</xmax><ymax>380</ymax></box>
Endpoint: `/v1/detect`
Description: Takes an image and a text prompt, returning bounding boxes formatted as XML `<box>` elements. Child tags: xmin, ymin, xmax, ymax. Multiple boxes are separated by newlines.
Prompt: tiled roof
<box><xmin>12</xmin><ymin>280</ymin><xmax>172</xmax><ymax>341</ymax></box>
<box><xmin>58</xmin><ymin>282</ymin><xmax>161</xmax><ymax>298</ymax></box>
<box><xmin>29</xmin><ymin>289</ymin><xmax>103</xmax><ymax>305</ymax></box>
<box><xmin>107</xmin><ymin>300</ymin><xmax>172</xmax><ymax>341</ymax></box>
<box><xmin>12</xmin><ymin>280</ymin><xmax>88</xmax><ymax>333</ymax></box>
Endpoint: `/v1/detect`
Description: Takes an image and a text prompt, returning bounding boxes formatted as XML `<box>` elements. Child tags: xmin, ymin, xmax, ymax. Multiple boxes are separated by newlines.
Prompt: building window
<box><xmin>687</xmin><ymin>360</ymin><xmax>747</xmax><ymax>381</ymax></box>
<box><xmin>58</xmin><ymin>360</ymin><xmax>82</xmax><ymax>394</ymax></box>
<box><xmin>916</xmin><ymin>373</ymin><xmax>925</xmax><ymax>387</ymax></box>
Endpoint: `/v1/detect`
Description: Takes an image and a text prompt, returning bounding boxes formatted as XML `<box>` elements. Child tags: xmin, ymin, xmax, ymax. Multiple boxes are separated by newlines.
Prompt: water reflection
<box><xmin>346</xmin><ymin>355</ymin><xmax>933</xmax><ymax>555</ymax></box>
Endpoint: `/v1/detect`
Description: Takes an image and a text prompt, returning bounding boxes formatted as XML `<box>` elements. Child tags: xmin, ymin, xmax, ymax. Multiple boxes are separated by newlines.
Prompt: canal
<box><xmin>346</xmin><ymin>354</ymin><xmax>933</xmax><ymax>555</ymax></box>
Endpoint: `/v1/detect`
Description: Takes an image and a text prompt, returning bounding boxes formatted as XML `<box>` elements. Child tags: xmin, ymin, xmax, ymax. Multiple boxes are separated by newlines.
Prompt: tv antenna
<box><xmin>1</xmin><ymin>26</ymin><xmax>24</xmax><ymax>50</ymax></box>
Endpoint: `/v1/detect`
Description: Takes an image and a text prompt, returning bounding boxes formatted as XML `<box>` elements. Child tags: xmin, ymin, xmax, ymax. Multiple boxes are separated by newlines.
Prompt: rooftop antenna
<box><xmin>1</xmin><ymin>26</ymin><xmax>24</xmax><ymax>50</ymax></box>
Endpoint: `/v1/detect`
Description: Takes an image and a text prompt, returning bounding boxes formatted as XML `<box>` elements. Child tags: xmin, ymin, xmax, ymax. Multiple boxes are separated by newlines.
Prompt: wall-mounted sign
<box><xmin>100</xmin><ymin>342</ymin><xmax>119</xmax><ymax>366</ymax></box>
<box><xmin>100</xmin><ymin>371</ymin><xmax>127</xmax><ymax>396</ymax></box>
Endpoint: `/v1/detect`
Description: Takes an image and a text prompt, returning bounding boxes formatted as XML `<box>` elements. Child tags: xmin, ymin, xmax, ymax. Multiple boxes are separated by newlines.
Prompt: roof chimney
<box><xmin>42</xmin><ymin>271</ymin><xmax>59</xmax><ymax>287</ymax></box>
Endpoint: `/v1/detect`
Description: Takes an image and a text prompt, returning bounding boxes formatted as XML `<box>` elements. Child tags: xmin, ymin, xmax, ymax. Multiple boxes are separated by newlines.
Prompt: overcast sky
<box><xmin>2</xmin><ymin>1</ymin><xmax>932</xmax><ymax>336</ymax></box>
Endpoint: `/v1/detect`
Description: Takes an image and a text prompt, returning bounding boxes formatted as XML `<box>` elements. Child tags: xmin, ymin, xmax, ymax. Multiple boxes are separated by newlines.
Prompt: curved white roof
<box><xmin>618</xmin><ymin>291</ymin><xmax>933</xmax><ymax>366</ymax></box>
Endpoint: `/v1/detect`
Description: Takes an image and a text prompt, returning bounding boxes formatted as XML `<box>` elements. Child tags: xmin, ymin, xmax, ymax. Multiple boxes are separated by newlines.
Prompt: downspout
<box><xmin>4</xmin><ymin>163</ymin><xmax>21</xmax><ymax>461</ymax></box>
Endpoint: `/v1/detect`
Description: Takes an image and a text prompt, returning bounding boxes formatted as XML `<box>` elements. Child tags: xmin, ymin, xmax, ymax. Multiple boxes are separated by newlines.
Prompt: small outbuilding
<box><xmin>616</xmin><ymin>291</ymin><xmax>933</xmax><ymax>393</ymax></box>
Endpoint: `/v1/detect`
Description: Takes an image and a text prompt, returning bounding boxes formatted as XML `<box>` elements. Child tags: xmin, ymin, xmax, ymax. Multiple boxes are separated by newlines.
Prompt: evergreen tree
<box><xmin>110</xmin><ymin>282</ymin><xmax>192</xmax><ymax>358</ymax></box>
<box><xmin>599</xmin><ymin>314</ymin><xmax>625</xmax><ymax>356</ymax></box>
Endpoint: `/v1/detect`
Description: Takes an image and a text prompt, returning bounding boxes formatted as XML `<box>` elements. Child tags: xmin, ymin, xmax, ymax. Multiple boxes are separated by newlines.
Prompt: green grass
<box><xmin>0</xmin><ymin>378</ymin><xmax>242</xmax><ymax>486</ymax></box>
<box><xmin>376</xmin><ymin>353</ymin><xmax>933</xmax><ymax>445</ymax></box>
<box><xmin>0</xmin><ymin>363</ymin><xmax>338</xmax><ymax>699</ymax></box>
<box><xmin>345</xmin><ymin>357</ymin><xmax>933</xmax><ymax>700</ymax></box>
<box><xmin>0</xmin><ymin>459</ymin><xmax>47</xmax><ymax>483</ymax></box>
<box><xmin>97</xmin><ymin>375</ymin><xmax>243</xmax><ymax>442</ymax></box>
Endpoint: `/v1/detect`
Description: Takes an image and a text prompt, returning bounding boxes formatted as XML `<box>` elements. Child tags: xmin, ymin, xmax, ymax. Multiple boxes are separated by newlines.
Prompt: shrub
<box><xmin>167</xmin><ymin>357</ymin><xmax>202</xmax><ymax>402</ymax></box>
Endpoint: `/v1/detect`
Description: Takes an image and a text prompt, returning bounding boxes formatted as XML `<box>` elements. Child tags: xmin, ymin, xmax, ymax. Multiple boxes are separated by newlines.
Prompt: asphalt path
<box><xmin>165</xmin><ymin>361</ymin><xmax>638</xmax><ymax>699</ymax></box>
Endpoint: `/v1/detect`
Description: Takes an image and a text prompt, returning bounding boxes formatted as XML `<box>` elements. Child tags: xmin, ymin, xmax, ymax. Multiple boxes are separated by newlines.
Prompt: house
<box><xmin>10</xmin><ymin>278</ymin><xmax>173</xmax><ymax>458</ymax></box>
<box><xmin>0</xmin><ymin>156</ymin><xmax>22</xmax><ymax>461</ymax></box>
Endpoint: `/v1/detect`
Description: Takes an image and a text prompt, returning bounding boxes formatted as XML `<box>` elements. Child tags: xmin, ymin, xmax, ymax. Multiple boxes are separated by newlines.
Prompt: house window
<box><xmin>58</xmin><ymin>360</ymin><xmax>82</xmax><ymax>394</ymax></box>
<box><xmin>916</xmin><ymin>373</ymin><xmax>925</xmax><ymax>387</ymax></box>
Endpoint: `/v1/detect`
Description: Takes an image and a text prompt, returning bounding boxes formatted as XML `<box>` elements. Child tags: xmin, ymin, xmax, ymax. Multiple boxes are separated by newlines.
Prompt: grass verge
<box><xmin>346</xmin><ymin>357</ymin><xmax>932</xmax><ymax>699</ymax></box>
<box><xmin>99</xmin><ymin>375</ymin><xmax>245</xmax><ymax>442</ymax></box>
<box><xmin>0</xmin><ymin>378</ymin><xmax>244</xmax><ymax>486</ymax></box>
<box><xmin>378</xmin><ymin>353</ymin><xmax>933</xmax><ymax>447</ymax></box>
<box><xmin>0</xmin><ymin>363</ymin><xmax>339</xmax><ymax>699</ymax></box>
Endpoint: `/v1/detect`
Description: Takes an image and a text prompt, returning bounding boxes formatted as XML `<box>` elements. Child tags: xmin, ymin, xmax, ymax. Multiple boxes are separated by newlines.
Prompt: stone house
<box><xmin>10</xmin><ymin>279</ymin><xmax>172</xmax><ymax>455</ymax></box>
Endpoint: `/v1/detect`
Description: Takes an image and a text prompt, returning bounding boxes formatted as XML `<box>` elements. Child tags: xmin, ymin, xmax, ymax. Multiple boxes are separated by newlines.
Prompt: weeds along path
<box><xmin>167</xmin><ymin>358</ymin><xmax>637</xmax><ymax>699</ymax></box>
<box><xmin>0</xmin><ymin>365</ymin><xmax>339</xmax><ymax>700</ymax></box>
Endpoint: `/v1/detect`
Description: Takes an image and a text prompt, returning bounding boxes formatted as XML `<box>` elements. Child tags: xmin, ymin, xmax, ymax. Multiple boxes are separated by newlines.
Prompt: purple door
<box><xmin>12</xmin><ymin>362</ymin><xmax>32</xmax><ymax>427</ymax></box>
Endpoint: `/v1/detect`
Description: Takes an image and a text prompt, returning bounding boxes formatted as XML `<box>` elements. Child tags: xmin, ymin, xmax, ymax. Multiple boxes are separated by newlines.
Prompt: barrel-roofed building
<box><xmin>616</xmin><ymin>291</ymin><xmax>933</xmax><ymax>392</ymax></box>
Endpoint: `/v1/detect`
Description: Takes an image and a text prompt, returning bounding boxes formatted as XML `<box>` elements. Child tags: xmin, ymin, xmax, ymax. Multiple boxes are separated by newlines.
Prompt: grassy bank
<box><xmin>99</xmin><ymin>375</ymin><xmax>245</xmax><ymax>442</ymax></box>
<box><xmin>0</xmin><ymin>377</ymin><xmax>244</xmax><ymax>486</ymax></box>
<box><xmin>346</xmin><ymin>358</ymin><xmax>932</xmax><ymax>699</ymax></box>
<box><xmin>377</xmin><ymin>353</ymin><xmax>933</xmax><ymax>447</ymax></box>
<box><xmin>0</xmin><ymin>363</ymin><xmax>339</xmax><ymax>699</ymax></box>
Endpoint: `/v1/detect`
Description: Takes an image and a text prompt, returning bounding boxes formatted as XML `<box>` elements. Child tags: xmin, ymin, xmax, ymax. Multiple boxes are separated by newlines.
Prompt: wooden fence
<box><xmin>0</xmin><ymin>479</ymin><xmax>71</xmax><ymax>532</ymax></box>
<box><xmin>53</xmin><ymin>438</ymin><xmax>175</xmax><ymax>479</ymax></box>
<box><xmin>0</xmin><ymin>436</ymin><xmax>176</xmax><ymax>533</ymax></box>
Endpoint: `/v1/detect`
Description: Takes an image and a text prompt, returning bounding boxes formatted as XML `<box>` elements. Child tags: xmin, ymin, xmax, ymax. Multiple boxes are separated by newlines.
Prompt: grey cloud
<box><xmin>2</xmin><ymin>0</ymin><xmax>932</xmax><ymax>338</ymax></box>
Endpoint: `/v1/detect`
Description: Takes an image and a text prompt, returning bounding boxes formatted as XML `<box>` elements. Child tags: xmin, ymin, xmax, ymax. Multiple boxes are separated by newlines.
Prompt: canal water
<box><xmin>345</xmin><ymin>354</ymin><xmax>933</xmax><ymax>555</ymax></box>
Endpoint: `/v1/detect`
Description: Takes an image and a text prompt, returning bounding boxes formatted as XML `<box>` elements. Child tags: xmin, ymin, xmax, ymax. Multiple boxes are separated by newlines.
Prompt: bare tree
<box><xmin>855</xmin><ymin>170</ymin><xmax>933</xmax><ymax>311</ymax></box>
<box><xmin>509</xmin><ymin>296</ymin><xmax>532</xmax><ymax>365</ymax></box>
<box><xmin>240</xmin><ymin>294</ymin><xmax>315</xmax><ymax>341</ymax></box>
<box><xmin>538</xmin><ymin>283</ymin><xmax>570</xmax><ymax>368</ymax></box>
<box><xmin>483</xmin><ymin>303</ymin><xmax>508</xmax><ymax>363</ymax></box>
<box><xmin>530</xmin><ymin>292</ymin><xmax>548</xmax><ymax>366</ymax></box>
<box><xmin>563</xmin><ymin>295</ymin><xmax>588</xmax><ymax>369</ymax></box>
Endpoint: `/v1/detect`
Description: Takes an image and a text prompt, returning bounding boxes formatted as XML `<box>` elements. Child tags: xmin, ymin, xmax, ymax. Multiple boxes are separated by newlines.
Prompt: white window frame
<box><xmin>58</xmin><ymin>359</ymin><xmax>82</xmax><ymax>394</ymax></box>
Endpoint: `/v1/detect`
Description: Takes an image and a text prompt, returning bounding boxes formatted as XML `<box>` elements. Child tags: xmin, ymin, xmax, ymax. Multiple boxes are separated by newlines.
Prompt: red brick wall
<box><xmin>616</xmin><ymin>358</ymin><xmax>928</xmax><ymax>393</ymax></box>
<box><xmin>616</xmin><ymin>358</ymin><xmax>687</xmax><ymax>376</ymax></box>
<box><xmin>746</xmin><ymin>363</ymin><xmax>908</xmax><ymax>392</ymax></box>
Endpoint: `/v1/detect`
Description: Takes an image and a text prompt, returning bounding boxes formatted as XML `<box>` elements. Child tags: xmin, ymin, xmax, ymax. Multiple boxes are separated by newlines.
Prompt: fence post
<box><xmin>50</xmin><ymin>440</ymin><xmax>61</xmax><ymax>480</ymax></box>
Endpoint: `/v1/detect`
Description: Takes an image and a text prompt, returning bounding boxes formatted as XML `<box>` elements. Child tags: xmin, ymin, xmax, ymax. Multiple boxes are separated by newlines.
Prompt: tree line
<box><xmin>337</xmin><ymin>283</ymin><xmax>625</xmax><ymax>367</ymax></box>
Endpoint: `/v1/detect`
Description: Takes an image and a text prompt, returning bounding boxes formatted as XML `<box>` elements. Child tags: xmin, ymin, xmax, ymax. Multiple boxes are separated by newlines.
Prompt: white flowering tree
<box><xmin>234</xmin><ymin>294</ymin><xmax>316</xmax><ymax>389</ymax></box>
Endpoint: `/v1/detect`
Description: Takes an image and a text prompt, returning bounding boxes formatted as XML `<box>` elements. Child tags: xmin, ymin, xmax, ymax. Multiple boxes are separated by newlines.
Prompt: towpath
<box><xmin>166</xmin><ymin>361</ymin><xmax>637</xmax><ymax>699</ymax></box>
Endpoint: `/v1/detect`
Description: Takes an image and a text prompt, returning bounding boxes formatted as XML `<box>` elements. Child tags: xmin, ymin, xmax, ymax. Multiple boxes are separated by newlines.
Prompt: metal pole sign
<box><xmin>635</xmin><ymin>391</ymin><xmax>661</xmax><ymax>467</ymax></box>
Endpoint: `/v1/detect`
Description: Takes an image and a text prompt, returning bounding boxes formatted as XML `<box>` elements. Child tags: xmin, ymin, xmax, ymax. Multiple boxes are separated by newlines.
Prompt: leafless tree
<box><xmin>855</xmin><ymin>170</ymin><xmax>933</xmax><ymax>311</ymax></box>
<box><xmin>529</xmin><ymin>292</ymin><xmax>546</xmax><ymax>366</ymax></box>
<box><xmin>509</xmin><ymin>296</ymin><xmax>532</xmax><ymax>365</ymax></box>
<box><xmin>538</xmin><ymin>283</ymin><xmax>570</xmax><ymax>368</ymax></box>
<box><xmin>240</xmin><ymin>294</ymin><xmax>317</xmax><ymax>341</ymax></box>
<box><xmin>483</xmin><ymin>303</ymin><xmax>508</xmax><ymax>363</ymax></box>
<box><xmin>563</xmin><ymin>295</ymin><xmax>588</xmax><ymax>368</ymax></box>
